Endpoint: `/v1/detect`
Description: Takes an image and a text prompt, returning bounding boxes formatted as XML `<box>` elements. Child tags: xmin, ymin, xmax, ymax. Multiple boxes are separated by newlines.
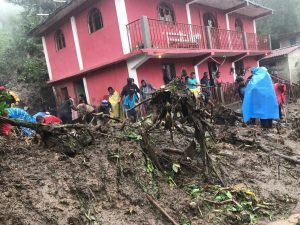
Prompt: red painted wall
<box><xmin>137</xmin><ymin>58</ymin><xmax>196</xmax><ymax>88</ymax></box>
<box><xmin>125</xmin><ymin>0</ymin><xmax>188</xmax><ymax>23</ymax></box>
<box><xmin>54</xmin><ymin>80</ymin><xmax>77</xmax><ymax>104</ymax></box>
<box><xmin>229</xmin><ymin>14</ymin><xmax>255</xmax><ymax>33</ymax></box>
<box><xmin>85</xmin><ymin>62</ymin><xmax>128</xmax><ymax>106</ymax></box>
<box><xmin>190</xmin><ymin>4</ymin><xmax>227</xmax><ymax>29</ymax></box>
<box><xmin>76</xmin><ymin>0</ymin><xmax>124</xmax><ymax>69</ymax></box>
<box><xmin>136</xmin><ymin>57</ymin><xmax>248</xmax><ymax>88</ymax></box>
<box><xmin>45</xmin><ymin>20</ymin><xmax>80</xmax><ymax>81</ymax></box>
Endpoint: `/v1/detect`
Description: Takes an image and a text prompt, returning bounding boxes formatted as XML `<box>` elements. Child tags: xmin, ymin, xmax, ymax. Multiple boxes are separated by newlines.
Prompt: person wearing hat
<box><xmin>121</xmin><ymin>78</ymin><xmax>140</xmax><ymax>99</ymax></box>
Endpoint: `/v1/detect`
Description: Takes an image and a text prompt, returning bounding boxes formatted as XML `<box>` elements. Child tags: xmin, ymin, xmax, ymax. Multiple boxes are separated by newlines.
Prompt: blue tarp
<box><xmin>7</xmin><ymin>108</ymin><xmax>36</xmax><ymax>136</ymax></box>
<box><xmin>242</xmin><ymin>67</ymin><xmax>279</xmax><ymax>122</ymax></box>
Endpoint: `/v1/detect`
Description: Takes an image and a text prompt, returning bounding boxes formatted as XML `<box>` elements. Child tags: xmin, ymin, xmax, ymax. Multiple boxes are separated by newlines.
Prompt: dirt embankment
<box><xmin>0</xmin><ymin>102</ymin><xmax>300</xmax><ymax>225</ymax></box>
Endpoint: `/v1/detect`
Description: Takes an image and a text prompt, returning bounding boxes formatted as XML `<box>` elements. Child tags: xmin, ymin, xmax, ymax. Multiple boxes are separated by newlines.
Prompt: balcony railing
<box><xmin>126</xmin><ymin>16</ymin><xmax>271</xmax><ymax>52</ymax></box>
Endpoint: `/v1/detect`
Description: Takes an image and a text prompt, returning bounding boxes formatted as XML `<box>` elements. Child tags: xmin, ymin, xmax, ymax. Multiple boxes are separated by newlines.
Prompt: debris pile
<box><xmin>0</xmin><ymin>81</ymin><xmax>299</xmax><ymax>225</ymax></box>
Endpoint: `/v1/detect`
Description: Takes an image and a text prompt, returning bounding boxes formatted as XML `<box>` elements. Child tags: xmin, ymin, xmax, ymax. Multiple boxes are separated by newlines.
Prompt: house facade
<box><xmin>278</xmin><ymin>31</ymin><xmax>300</xmax><ymax>48</ymax></box>
<box><xmin>260</xmin><ymin>45</ymin><xmax>300</xmax><ymax>84</ymax></box>
<box><xmin>31</xmin><ymin>0</ymin><xmax>273</xmax><ymax>106</ymax></box>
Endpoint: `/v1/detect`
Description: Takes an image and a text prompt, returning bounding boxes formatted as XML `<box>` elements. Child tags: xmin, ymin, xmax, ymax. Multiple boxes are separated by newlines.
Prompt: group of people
<box><xmin>58</xmin><ymin>78</ymin><xmax>156</xmax><ymax>124</ymax></box>
<box><xmin>0</xmin><ymin>67</ymin><xmax>287</xmax><ymax>137</ymax></box>
<box><xmin>182</xmin><ymin>71</ymin><xmax>222</xmax><ymax>106</ymax></box>
<box><xmin>0</xmin><ymin>86</ymin><xmax>63</xmax><ymax>137</ymax></box>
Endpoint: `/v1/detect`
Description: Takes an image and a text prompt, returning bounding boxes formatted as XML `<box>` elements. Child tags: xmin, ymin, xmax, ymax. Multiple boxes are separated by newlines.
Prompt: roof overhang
<box><xmin>29</xmin><ymin>0</ymin><xmax>96</xmax><ymax>36</ymax></box>
<box><xmin>189</xmin><ymin>0</ymin><xmax>273</xmax><ymax>19</ymax></box>
<box><xmin>31</xmin><ymin>0</ymin><xmax>273</xmax><ymax>37</ymax></box>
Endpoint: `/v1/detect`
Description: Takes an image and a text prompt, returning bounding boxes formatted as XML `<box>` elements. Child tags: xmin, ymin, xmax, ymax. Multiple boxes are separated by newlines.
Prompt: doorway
<box><xmin>207</xmin><ymin>61</ymin><xmax>219</xmax><ymax>86</ymax></box>
<box><xmin>61</xmin><ymin>87</ymin><xmax>69</xmax><ymax>101</ymax></box>
<box><xmin>234</xmin><ymin>60</ymin><xmax>245</xmax><ymax>77</ymax></box>
<box><xmin>162</xmin><ymin>63</ymin><xmax>176</xmax><ymax>84</ymax></box>
<box><xmin>74</xmin><ymin>79</ymin><xmax>87</xmax><ymax>103</ymax></box>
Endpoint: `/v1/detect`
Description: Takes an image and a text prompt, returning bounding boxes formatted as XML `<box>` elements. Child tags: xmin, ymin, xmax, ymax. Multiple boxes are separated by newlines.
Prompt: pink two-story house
<box><xmin>31</xmin><ymin>0</ymin><xmax>273</xmax><ymax>106</ymax></box>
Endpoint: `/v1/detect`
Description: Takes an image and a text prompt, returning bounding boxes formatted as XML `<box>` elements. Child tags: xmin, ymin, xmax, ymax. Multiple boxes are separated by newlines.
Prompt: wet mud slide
<box><xmin>0</xmin><ymin>98</ymin><xmax>300</xmax><ymax>224</ymax></box>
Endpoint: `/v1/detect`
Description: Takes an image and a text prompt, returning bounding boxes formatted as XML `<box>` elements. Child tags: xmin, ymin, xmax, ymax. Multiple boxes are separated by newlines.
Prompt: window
<box><xmin>289</xmin><ymin>37</ymin><xmax>297</xmax><ymax>46</ymax></box>
<box><xmin>203</xmin><ymin>13</ymin><xmax>217</xmax><ymax>27</ymax></box>
<box><xmin>158</xmin><ymin>3</ymin><xmax>175</xmax><ymax>22</ymax></box>
<box><xmin>55</xmin><ymin>30</ymin><xmax>66</xmax><ymax>51</ymax></box>
<box><xmin>162</xmin><ymin>63</ymin><xmax>176</xmax><ymax>84</ymax></box>
<box><xmin>88</xmin><ymin>8</ymin><xmax>103</xmax><ymax>33</ymax></box>
<box><xmin>235</xmin><ymin>18</ymin><xmax>243</xmax><ymax>32</ymax></box>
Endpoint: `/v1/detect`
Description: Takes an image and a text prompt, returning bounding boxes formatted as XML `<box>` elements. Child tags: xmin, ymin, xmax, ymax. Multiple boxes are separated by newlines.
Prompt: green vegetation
<box><xmin>256</xmin><ymin>0</ymin><xmax>300</xmax><ymax>48</ymax></box>
<box><xmin>184</xmin><ymin>184</ymin><xmax>275</xmax><ymax>224</ymax></box>
<box><xmin>0</xmin><ymin>0</ymin><xmax>64</xmax><ymax>108</ymax></box>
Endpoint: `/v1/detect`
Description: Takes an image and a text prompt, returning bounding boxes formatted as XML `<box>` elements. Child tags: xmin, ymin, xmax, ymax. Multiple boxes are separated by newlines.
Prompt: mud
<box><xmin>0</xmin><ymin>102</ymin><xmax>299</xmax><ymax>225</ymax></box>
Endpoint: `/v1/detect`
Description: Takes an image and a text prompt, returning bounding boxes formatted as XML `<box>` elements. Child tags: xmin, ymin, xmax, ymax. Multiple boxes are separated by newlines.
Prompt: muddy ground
<box><xmin>0</xmin><ymin>102</ymin><xmax>299</xmax><ymax>225</ymax></box>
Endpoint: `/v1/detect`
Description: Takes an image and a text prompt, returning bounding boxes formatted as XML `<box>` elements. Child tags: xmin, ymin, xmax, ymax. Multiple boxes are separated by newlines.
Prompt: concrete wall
<box><xmin>279</xmin><ymin>35</ymin><xmax>300</xmax><ymax>48</ymax></box>
<box><xmin>260</xmin><ymin>57</ymin><xmax>290</xmax><ymax>81</ymax></box>
<box><xmin>288</xmin><ymin>48</ymin><xmax>300</xmax><ymax>84</ymax></box>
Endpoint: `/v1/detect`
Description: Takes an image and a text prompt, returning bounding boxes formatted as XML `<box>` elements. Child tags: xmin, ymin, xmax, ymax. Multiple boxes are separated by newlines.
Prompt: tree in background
<box><xmin>256</xmin><ymin>0</ymin><xmax>300</xmax><ymax>49</ymax></box>
<box><xmin>0</xmin><ymin>0</ymin><xmax>69</xmax><ymax>112</ymax></box>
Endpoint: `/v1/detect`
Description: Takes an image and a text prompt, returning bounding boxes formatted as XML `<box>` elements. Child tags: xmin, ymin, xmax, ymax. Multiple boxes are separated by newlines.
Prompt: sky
<box><xmin>0</xmin><ymin>0</ymin><xmax>22</xmax><ymax>27</ymax></box>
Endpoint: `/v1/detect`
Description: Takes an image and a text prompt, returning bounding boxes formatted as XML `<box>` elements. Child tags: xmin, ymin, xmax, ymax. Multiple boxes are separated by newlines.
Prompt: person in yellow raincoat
<box><xmin>8</xmin><ymin>91</ymin><xmax>20</xmax><ymax>107</ymax></box>
<box><xmin>108</xmin><ymin>87</ymin><xmax>122</xmax><ymax>119</ymax></box>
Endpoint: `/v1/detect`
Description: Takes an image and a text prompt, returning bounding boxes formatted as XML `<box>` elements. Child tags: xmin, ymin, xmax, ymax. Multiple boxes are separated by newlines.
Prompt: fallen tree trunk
<box><xmin>0</xmin><ymin>116</ymin><xmax>87</xmax><ymax>134</ymax></box>
<box><xmin>0</xmin><ymin>116</ymin><xmax>94</xmax><ymax>156</ymax></box>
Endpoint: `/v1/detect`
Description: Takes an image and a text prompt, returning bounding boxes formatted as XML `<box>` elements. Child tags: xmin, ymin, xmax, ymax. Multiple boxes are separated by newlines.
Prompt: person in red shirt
<box><xmin>36</xmin><ymin>115</ymin><xmax>62</xmax><ymax>124</ymax></box>
<box><xmin>0</xmin><ymin>110</ymin><xmax>12</xmax><ymax>137</ymax></box>
<box><xmin>274</xmin><ymin>82</ymin><xmax>286</xmax><ymax>119</ymax></box>
<box><xmin>0</xmin><ymin>123</ymin><xmax>12</xmax><ymax>137</ymax></box>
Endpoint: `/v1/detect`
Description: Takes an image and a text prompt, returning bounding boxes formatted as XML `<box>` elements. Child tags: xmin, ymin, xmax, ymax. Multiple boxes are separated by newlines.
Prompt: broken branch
<box><xmin>146</xmin><ymin>194</ymin><xmax>180</xmax><ymax>225</ymax></box>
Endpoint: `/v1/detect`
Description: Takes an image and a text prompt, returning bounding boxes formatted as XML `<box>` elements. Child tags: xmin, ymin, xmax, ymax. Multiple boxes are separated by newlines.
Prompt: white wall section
<box><xmin>42</xmin><ymin>36</ymin><xmax>53</xmax><ymax>80</ymax></box>
<box><xmin>115</xmin><ymin>0</ymin><xmax>130</xmax><ymax>54</ymax></box>
<box><xmin>126</xmin><ymin>55</ymin><xmax>150</xmax><ymax>86</ymax></box>
<box><xmin>70</xmin><ymin>16</ymin><xmax>84</xmax><ymax>70</ymax></box>
<box><xmin>226</xmin><ymin>14</ymin><xmax>230</xmax><ymax>30</ymax></box>
<box><xmin>83</xmin><ymin>77</ymin><xmax>91</xmax><ymax>104</ymax></box>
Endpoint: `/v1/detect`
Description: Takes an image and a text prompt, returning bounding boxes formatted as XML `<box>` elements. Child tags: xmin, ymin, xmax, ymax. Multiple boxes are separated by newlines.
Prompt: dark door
<box><xmin>61</xmin><ymin>87</ymin><xmax>69</xmax><ymax>100</ymax></box>
<box><xmin>162</xmin><ymin>63</ymin><xmax>176</xmax><ymax>84</ymax></box>
<box><xmin>234</xmin><ymin>60</ymin><xmax>245</xmax><ymax>77</ymax></box>
<box><xmin>74</xmin><ymin>79</ymin><xmax>86</xmax><ymax>103</ymax></box>
<box><xmin>208</xmin><ymin>61</ymin><xmax>218</xmax><ymax>86</ymax></box>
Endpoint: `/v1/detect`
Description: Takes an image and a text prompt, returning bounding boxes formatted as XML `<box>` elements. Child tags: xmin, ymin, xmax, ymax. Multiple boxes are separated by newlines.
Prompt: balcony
<box><xmin>126</xmin><ymin>16</ymin><xmax>271</xmax><ymax>53</ymax></box>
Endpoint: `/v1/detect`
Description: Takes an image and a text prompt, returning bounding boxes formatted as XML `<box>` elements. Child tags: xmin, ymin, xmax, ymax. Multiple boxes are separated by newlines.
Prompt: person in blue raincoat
<box><xmin>242</xmin><ymin>67</ymin><xmax>279</xmax><ymax>128</ymax></box>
